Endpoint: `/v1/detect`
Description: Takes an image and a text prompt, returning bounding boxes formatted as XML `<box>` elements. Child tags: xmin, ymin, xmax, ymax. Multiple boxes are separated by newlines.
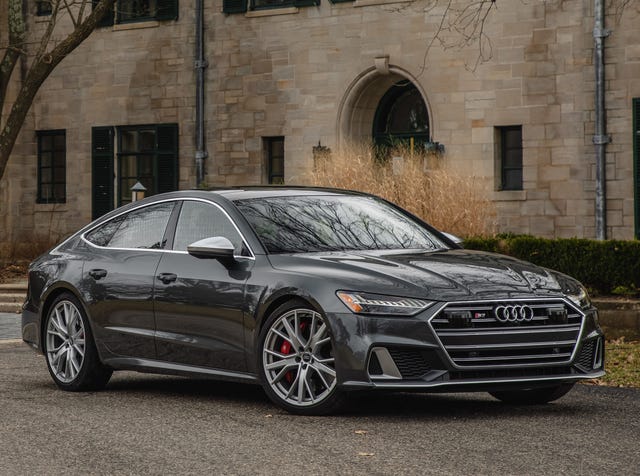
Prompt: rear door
<box><xmin>82</xmin><ymin>201</ymin><xmax>176</xmax><ymax>359</ymax></box>
<box><xmin>153</xmin><ymin>199</ymin><xmax>252</xmax><ymax>372</ymax></box>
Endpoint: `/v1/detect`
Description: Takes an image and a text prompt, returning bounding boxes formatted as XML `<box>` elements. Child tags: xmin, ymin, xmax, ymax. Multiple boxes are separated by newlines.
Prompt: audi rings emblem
<box><xmin>494</xmin><ymin>305</ymin><xmax>534</xmax><ymax>323</ymax></box>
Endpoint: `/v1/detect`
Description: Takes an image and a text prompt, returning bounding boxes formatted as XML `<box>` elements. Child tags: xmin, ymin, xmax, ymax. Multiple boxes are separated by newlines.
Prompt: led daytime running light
<box><xmin>337</xmin><ymin>291</ymin><xmax>432</xmax><ymax>316</ymax></box>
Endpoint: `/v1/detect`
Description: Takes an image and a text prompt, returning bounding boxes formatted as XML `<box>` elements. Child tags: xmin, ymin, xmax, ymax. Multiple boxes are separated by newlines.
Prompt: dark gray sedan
<box><xmin>22</xmin><ymin>187</ymin><xmax>605</xmax><ymax>414</ymax></box>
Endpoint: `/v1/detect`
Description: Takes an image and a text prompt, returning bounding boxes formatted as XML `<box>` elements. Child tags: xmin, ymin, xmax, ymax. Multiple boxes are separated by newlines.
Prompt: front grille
<box><xmin>430</xmin><ymin>299</ymin><xmax>584</xmax><ymax>368</ymax></box>
<box><xmin>387</xmin><ymin>347</ymin><xmax>432</xmax><ymax>379</ymax></box>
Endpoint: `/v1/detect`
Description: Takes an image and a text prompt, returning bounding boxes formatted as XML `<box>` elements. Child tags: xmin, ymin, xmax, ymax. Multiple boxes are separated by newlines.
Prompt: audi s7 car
<box><xmin>22</xmin><ymin>187</ymin><xmax>605</xmax><ymax>414</ymax></box>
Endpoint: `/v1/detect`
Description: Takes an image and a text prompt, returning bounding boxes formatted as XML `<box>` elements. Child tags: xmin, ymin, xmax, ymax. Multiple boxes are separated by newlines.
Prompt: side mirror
<box><xmin>187</xmin><ymin>236</ymin><xmax>236</xmax><ymax>260</ymax></box>
<box><xmin>442</xmin><ymin>232</ymin><xmax>463</xmax><ymax>247</ymax></box>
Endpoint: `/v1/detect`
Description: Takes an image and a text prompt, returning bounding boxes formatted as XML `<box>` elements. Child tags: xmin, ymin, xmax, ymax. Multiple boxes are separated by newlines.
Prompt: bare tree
<box><xmin>413</xmin><ymin>0</ymin><xmax>637</xmax><ymax>74</ymax></box>
<box><xmin>0</xmin><ymin>0</ymin><xmax>114</xmax><ymax>181</ymax></box>
<box><xmin>418</xmin><ymin>0</ymin><xmax>497</xmax><ymax>74</ymax></box>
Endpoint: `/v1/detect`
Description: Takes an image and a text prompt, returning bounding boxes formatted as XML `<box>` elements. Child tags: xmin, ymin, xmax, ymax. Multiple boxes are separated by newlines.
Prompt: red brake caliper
<box><xmin>280</xmin><ymin>339</ymin><xmax>294</xmax><ymax>383</ymax></box>
<box><xmin>280</xmin><ymin>322</ymin><xmax>307</xmax><ymax>383</ymax></box>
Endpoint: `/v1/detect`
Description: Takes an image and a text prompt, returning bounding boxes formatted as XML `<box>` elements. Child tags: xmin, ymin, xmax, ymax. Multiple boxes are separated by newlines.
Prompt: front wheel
<box><xmin>489</xmin><ymin>383</ymin><xmax>575</xmax><ymax>405</ymax></box>
<box><xmin>44</xmin><ymin>293</ymin><xmax>112</xmax><ymax>391</ymax></box>
<box><xmin>258</xmin><ymin>300</ymin><xmax>345</xmax><ymax>415</ymax></box>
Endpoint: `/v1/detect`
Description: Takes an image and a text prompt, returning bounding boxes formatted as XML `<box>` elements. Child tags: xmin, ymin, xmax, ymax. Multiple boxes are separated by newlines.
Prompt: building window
<box><xmin>37</xmin><ymin>130</ymin><xmax>66</xmax><ymax>204</ymax></box>
<box><xmin>93</xmin><ymin>0</ymin><xmax>178</xmax><ymax>27</ymax></box>
<box><xmin>265</xmin><ymin>137</ymin><xmax>284</xmax><ymax>184</ymax></box>
<box><xmin>633</xmin><ymin>98</ymin><xmax>640</xmax><ymax>239</ymax></box>
<box><xmin>117</xmin><ymin>124</ymin><xmax>179</xmax><ymax>206</ymax></box>
<box><xmin>223</xmin><ymin>0</ymin><xmax>318</xmax><ymax>13</ymax></box>
<box><xmin>373</xmin><ymin>82</ymin><xmax>430</xmax><ymax>152</ymax></box>
<box><xmin>36</xmin><ymin>1</ymin><xmax>52</xmax><ymax>15</ymax></box>
<box><xmin>91</xmin><ymin>124</ymin><xmax>178</xmax><ymax>219</ymax></box>
<box><xmin>497</xmin><ymin>125</ymin><xmax>523</xmax><ymax>191</ymax></box>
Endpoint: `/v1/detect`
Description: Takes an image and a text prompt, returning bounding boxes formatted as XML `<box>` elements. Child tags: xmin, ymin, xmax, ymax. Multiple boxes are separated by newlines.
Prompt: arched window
<box><xmin>373</xmin><ymin>82</ymin><xmax>430</xmax><ymax>149</ymax></box>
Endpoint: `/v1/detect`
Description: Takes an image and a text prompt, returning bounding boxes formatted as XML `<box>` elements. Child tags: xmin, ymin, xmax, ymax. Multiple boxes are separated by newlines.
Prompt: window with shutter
<box><xmin>116</xmin><ymin>124</ymin><xmax>179</xmax><ymax>206</ymax></box>
<box><xmin>156</xmin><ymin>0</ymin><xmax>179</xmax><ymax>20</ymax></box>
<box><xmin>223</xmin><ymin>0</ymin><xmax>248</xmax><ymax>13</ymax></box>
<box><xmin>92</xmin><ymin>127</ymin><xmax>115</xmax><ymax>219</ymax></box>
<box><xmin>94</xmin><ymin>0</ymin><xmax>177</xmax><ymax>25</ymax></box>
<box><xmin>246</xmin><ymin>0</ymin><xmax>319</xmax><ymax>12</ymax></box>
<box><xmin>156</xmin><ymin>124</ymin><xmax>179</xmax><ymax>194</ymax></box>
<box><xmin>633</xmin><ymin>98</ymin><xmax>640</xmax><ymax>239</ymax></box>
<box><xmin>92</xmin><ymin>0</ymin><xmax>115</xmax><ymax>27</ymax></box>
<box><xmin>36</xmin><ymin>1</ymin><xmax>53</xmax><ymax>15</ymax></box>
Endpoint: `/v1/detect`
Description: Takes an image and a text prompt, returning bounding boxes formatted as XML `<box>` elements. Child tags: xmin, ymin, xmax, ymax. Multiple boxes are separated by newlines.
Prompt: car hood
<box><xmin>268</xmin><ymin>249</ymin><xmax>570</xmax><ymax>302</ymax></box>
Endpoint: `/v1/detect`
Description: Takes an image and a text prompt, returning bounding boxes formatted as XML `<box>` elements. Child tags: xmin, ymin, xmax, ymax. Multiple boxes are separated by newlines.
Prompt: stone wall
<box><xmin>0</xmin><ymin>0</ymin><xmax>638</xmax><ymax>253</ymax></box>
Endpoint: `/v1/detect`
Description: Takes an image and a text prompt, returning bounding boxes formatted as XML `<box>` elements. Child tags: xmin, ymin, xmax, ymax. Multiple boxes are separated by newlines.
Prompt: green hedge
<box><xmin>463</xmin><ymin>235</ymin><xmax>640</xmax><ymax>296</ymax></box>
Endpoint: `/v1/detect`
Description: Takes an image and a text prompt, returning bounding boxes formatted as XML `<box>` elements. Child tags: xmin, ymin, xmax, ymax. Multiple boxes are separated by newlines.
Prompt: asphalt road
<box><xmin>1</xmin><ymin>340</ymin><xmax>639</xmax><ymax>475</ymax></box>
<box><xmin>0</xmin><ymin>312</ymin><xmax>21</xmax><ymax>340</ymax></box>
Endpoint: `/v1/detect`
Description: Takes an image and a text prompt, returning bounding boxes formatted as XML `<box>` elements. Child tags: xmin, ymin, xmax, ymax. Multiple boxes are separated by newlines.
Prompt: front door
<box><xmin>153</xmin><ymin>200</ymin><xmax>252</xmax><ymax>371</ymax></box>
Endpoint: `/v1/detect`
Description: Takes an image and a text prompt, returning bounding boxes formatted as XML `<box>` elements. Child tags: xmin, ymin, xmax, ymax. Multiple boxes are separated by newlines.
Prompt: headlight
<box><xmin>336</xmin><ymin>291</ymin><xmax>433</xmax><ymax>316</ymax></box>
<box><xmin>566</xmin><ymin>285</ymin><xmax>591</xmax><ymax>310</ymax></box>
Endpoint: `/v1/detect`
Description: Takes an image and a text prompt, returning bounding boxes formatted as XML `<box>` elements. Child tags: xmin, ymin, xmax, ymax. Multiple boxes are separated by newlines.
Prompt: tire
<box><xmin>44</xmin><ymin>293</ymin><xmax>112</xmax><ymax>391</ymax></box>
<box><xmin>489</xmin><ymin>383</ymin><xmax>575</xmax><ymax>405</ymax></box>
<box><xmin>258</xmin><ymin>300</ymin><xmax>345</xmax><ymax>415</ymax></box>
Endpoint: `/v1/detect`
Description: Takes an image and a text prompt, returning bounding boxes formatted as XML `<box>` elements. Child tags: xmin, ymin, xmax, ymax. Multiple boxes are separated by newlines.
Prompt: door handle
<box><xmin>157</xmin><ymin>273</ymin><xmax>177</xmax><ymax>284</ymax></box>
<box><xmin>88</xmin><ymin>269</ymin><xmax>108</xmax><ymax>280</ymax></box>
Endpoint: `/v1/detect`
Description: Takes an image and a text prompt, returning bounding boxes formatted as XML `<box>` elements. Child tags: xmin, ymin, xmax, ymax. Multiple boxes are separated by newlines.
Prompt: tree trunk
<box><xmin>0</xmin><ymin>0</ymin><xmax>114</xmax><ymax>181</ymax></box>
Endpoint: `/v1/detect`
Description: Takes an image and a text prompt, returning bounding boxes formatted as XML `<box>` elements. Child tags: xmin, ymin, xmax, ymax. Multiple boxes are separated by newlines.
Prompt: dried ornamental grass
<box><xmin>304</xmin><ymin>143</ymin><xmax>496</xmax><ymax>238</ymax></box>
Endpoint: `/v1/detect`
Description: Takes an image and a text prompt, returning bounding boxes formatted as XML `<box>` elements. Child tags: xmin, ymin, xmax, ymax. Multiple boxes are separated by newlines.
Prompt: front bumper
<box><xmin>325</xmin><ymin>298</ymin><xmax>605</xmax><ymax>393</ymax></box>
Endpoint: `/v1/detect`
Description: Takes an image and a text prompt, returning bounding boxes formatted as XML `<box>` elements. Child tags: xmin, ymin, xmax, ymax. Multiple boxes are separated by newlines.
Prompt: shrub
<box><xmin>302</xmin><ymin>142</ymin><xmax>497</xmax><ymax>238</ymax></box>
<box><xmin>464</xmin><ymin>235</ymin><xmax>640</xmax><ymax>296</ymax></box>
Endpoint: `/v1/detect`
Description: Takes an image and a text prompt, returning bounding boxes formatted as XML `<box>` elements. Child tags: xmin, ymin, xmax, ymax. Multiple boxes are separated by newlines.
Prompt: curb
<box><xmin>0</xmin><ymin>339</ymin><xmax>23</xmax><ymax>346</ymax></box>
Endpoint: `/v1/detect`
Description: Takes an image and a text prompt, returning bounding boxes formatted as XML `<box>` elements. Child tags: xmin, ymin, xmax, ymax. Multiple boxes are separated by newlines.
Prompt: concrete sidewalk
<box><xmin>0</xmin><ymin>312</ymin><xmax>21</xmax><ymax>340</ymax></box>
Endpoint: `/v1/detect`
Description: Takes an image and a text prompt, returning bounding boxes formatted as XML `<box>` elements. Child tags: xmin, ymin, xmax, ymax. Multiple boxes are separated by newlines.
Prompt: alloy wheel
<box><xmin>46</xmin><ymin>300</ymin><xmax>86</xmax><ymax>384</ymax></box>
<box><xmin>262</xmin><ymin>308</ymin><xmax>337</xmax><ymax>407</ymax></box>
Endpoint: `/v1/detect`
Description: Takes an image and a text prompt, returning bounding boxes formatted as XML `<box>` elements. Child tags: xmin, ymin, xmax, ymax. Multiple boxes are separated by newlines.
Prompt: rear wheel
<box><xmin>258</xmin><ymin>300</ymin><xmax>345</xmax><ymax>415</ymax></box>
<box><xmin>44</xmin><ymin>293</ymin><xmax>112</xmax><ymax>391</ymax></box>
<box><xmin>489</xmin><ymin>383</ymin><xmax>575</xmax><ymax>405</ymax></box>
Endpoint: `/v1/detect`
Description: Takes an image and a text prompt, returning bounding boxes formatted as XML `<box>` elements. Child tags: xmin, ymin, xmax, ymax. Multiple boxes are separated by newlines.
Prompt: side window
<box><xmin>173</xmin><ymin>201</ymin><xmax>244</xmax><ymax>254</ymax></box>
<box><xmin>85</xmin><ymin>202</ymin><xmax>174</xmax><ymax>249</ymax></box>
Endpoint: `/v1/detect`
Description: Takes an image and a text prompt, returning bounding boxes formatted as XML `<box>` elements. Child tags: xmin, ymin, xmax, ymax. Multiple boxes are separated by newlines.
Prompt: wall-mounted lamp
<box><xmin>131</xmin><ymin>181</ymin><xmax>147</xmax><ymax>202</ymax></box>
<box><xmin>424</xmin><ymin>141</ymin><xmax>445</xmax><ymax>154</ymax></box>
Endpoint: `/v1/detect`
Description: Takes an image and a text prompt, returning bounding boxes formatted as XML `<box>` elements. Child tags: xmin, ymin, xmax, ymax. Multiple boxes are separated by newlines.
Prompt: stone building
<box><xmin>0</xmin><ymin>0</ymin><xmax>639</xmax><ymax>252</ymax></box>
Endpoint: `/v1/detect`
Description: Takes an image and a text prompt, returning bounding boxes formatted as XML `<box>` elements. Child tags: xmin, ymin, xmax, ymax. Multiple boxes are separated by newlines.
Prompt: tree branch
<box><xmin>0</xmin><ymin>0</ymin><xmax>115</xmax><ymax>180</ymax></box>
<box><xmin>0</xmin><ymin>0</ymin><xmax>26</xmax><ymax>127</ymax></box>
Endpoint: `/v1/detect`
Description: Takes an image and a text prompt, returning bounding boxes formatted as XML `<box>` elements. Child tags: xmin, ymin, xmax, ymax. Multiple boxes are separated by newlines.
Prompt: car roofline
<box><xmin>201</xmin><ymin>185</ymin><xmax>373</xmax><ymax>198</ymax></box>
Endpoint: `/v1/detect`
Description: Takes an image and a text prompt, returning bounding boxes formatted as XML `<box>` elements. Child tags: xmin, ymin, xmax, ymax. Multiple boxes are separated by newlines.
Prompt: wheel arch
<box><xmin>256</xmin><ymin>290</ymin><xmax>325</xmax><ymax>337</ymax></box>
<box><xmin>39</xmin><ymin>283</ymin><xmax>91</xmax><ymax>354</ymax></box>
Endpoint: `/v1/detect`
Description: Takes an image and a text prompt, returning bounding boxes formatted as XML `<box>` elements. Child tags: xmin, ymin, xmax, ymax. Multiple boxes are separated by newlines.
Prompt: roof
<box><xmin>203</xmin><ymin>186</ymin><xmax>369</xmax><ymax>201</ymax></box>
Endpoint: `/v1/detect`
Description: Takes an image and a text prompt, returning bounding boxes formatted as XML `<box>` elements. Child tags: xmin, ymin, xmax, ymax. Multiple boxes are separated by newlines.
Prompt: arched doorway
<box><xmin>337</xmin><ymin>67</ymin><xmax>432</xmax><ymax>152</ymax></box>
<box><xmin>372</xmin><ymin>82</ymin><xmax>430</xmax><ymax>149</ymax></box>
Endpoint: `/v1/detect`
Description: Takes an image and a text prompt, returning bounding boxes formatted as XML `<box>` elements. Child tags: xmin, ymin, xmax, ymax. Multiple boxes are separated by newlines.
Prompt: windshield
<box><xmin>234</xmin><ymin>194</ymin><xmax>448</xmax><ymax>253</ymax></box>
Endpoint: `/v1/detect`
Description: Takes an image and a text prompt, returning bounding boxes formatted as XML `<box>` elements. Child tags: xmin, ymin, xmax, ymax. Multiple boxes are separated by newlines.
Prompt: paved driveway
<box><xmin>0</xmin><ymin>312</ymin><xmax>20</xmax><ymax>340</ymax></box>
<box><xmin>1</xmin><ymin>340</ymin><xmax>638</xmax><ymax>475</ymax></box>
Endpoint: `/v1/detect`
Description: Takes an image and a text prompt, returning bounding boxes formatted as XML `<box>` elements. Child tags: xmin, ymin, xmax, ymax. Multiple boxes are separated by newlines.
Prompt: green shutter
<box><xmin>156</xmin><ymin>0</ymin><xmax>179</xmax><ymax>21</ymax></box>
<box><xmin>223</xmin><ymin>0</ymin><xmax>247</xmax><ymax>14</ymax></box>
<box><xmin>92</xmin><ymin>127</ymin><xmax>115</xmax><ymax>220</ymax></box>
<box><xmin>156</xmin><ymin>124</ymin><xmax>179</xmax><ymax>194</ymax></box>
<box><xmin>92</xmin><ymin>0</ymin><xmax>114</xmax><ymax>27</ymax></box>
<box><xmin>634</xmin><ymin>98</ymin><xmax>640</xmax><ymax>239</ymax></box>
<box><xmin>294</xmin><ymin>0</ymin><xmax>320</xmax><ymax>6</ymax></box>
